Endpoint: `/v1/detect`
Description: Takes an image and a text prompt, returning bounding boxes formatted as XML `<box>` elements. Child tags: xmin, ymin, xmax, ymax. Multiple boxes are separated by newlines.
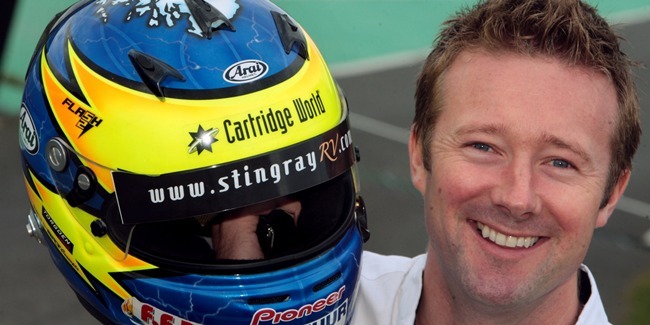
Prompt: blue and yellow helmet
<box><xmin>19</xmin><ymin>0</ymin><xmax>369</xmax><ymax>323</ymax></box>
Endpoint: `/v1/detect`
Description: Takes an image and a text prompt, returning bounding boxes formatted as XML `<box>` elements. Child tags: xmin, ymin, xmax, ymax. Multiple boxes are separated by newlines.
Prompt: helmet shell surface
<box><xmin>19</xmin><ymin>0</ymin><xmax>365</xmax><ymax>324</ymax></box>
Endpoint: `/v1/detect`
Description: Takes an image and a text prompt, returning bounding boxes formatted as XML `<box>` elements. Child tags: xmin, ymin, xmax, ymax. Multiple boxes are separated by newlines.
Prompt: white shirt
<box><xmin>352</xmin><ymin>252</ymin><xmax>610</xmax><ymax>324</ymax></box>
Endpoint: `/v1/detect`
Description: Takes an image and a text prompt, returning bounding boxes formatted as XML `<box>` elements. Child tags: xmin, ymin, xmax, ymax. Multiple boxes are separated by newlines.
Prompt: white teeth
<box><xmin>516</xmin><ymin>237</ymin><xmax>525</xmax><ymax>247</ymax></box>
<box><xmin>476</xmin><ymin>222</ymin><xmax>539</xmax><ymax>248</ymax></box>
<box><xmin>495</xmin><ymin>233</ymin><xmax>507</xmax><ymax>246</ymax></box>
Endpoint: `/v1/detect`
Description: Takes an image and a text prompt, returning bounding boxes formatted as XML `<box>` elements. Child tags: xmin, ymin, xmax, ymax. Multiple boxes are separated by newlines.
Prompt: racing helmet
<box><xmin>19</xmin><ymin>0</ymin><xmax>369</xmax><ymax>324</ymax></box>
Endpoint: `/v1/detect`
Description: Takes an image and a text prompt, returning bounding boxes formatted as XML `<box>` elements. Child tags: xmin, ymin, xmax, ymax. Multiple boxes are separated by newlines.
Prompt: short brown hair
<box><xmin>413</xmin><ymin>0</ymin><xmax>641</xmax><ymax>206</ymax></box>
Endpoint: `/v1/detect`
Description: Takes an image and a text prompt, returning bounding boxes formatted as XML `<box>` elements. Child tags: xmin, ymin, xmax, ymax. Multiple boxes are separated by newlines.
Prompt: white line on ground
<box><xmin>349</xmin><ymin>111</ymin><xmax>410</xmax><ymax>145</ymax></box>
<box><xmin>331</xmin><ymin>49</ymin><xmax>428</xmax><ymax>79</ymax></box>
<box><xmin>617</xmin><ymin>196</ymin><xmax>650</xmax><ymax>220</ymax></box>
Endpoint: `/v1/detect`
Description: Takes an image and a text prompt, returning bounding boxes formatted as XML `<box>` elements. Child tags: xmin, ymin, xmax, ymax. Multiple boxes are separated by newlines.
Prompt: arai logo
<box><xmin>19</xmin><ymin>104</ymin><xmax>39</xmax><ymax>155</ymax></box>
<box><xmin>224</xmin><ymin>60</ymin><xmax>269</xmax><ymax>84</ymax></box>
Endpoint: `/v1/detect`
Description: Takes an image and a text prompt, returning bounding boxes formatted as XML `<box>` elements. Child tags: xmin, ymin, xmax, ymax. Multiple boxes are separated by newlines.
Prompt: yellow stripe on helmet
<box><xmin>43</xmin><ymin>36</ymin><xmax>343</xmax><ymax>191</ymax></box>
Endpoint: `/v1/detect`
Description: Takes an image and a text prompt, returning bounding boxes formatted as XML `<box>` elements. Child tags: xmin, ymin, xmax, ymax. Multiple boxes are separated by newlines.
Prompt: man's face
<box><xmin>409</xmin><ymin>50</ymin><xmax>629</xmax><ymax>307</ymax></box>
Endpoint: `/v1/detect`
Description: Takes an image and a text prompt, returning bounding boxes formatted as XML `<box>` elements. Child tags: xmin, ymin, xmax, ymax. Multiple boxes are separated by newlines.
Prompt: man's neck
<box><xmin>415</xmin><ymin>257</ymin><xmax>583</xmax><ymax>324</ymax></box>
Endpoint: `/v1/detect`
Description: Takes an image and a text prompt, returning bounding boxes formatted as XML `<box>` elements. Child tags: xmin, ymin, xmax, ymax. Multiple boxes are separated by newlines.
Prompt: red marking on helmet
<box><xmin>140</xmin><ymin>304</ymin><xmax>195</xmax><ymax>325</ymax></box>
<box><xmin>250</xmin><ymin>286</ymin><xmax>346</xmax><ymax>325</ymax></box>
<box><xmin>123</xmin><ymin>297</ymin><xmax>198</xmax><ymax>325</ymax></box>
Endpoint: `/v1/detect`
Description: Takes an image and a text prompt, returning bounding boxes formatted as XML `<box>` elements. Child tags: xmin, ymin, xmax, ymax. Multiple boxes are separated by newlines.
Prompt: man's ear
<box><xmin>409</xmin><ymin>127</ymin><xmax>427</xmax><ymax>195</ymax></box>
<box><xmin>595</xmin><ymin>169</ymin><xmax>631</xmax><ymax>228</ymax></box>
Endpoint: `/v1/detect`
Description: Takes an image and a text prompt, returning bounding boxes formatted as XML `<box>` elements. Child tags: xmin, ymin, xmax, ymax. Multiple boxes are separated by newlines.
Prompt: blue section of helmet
<box><xmin>44</xmin><ymin>0</ymin><xmax>303</xmax><ymax>93</ymax></box>
<box><xmin>127</xmin><ymin>227</ymin><xmax>360</xmax><ymax>324</ymax></box>
<box><xmin>48</xmin><ymin>225</ymin><xmax>362</xmax><ymax>324</ymax></box>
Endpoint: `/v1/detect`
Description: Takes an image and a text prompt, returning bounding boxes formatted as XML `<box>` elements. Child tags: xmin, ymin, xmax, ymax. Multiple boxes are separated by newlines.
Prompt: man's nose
<box><xmin>490</xmin><ymin>160</ymin><xmax>541</xmax><ymax>220</ymax></box>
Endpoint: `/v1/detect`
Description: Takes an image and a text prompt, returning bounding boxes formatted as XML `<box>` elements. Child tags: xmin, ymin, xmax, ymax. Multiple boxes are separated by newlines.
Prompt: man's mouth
<box><xmin>477</xmin><ymin>222</ymin><xmax>539</xmax><ymax>248</ymax></box>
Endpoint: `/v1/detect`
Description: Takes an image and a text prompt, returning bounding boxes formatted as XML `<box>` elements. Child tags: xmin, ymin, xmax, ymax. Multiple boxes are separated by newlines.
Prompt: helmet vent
<box><xmin>312</xmin><ymin>271</ymin><xmax>342</xmax><ymax>293</ymax></box>
<box><xmin>186</xmin><ymin>0</ymin><xmax>236</xmax><ymax>39</ymax></box>
<box><xmin>247</xmin><ymin>294</ymin><xmax>290</xmax><ymax>306</ymax></box>
<box><xmin>271</xmin><ymin>11</ymin><xmax>309</xmax><ymax>60</ymax></box>
<box><xmin>128</xmin><ymin>50</ymin><xmax>185</xmax><ymax>99</ymax></box>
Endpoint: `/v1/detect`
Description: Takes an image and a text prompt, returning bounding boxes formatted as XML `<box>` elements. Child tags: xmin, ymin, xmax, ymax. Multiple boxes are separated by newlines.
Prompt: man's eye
<box><xmin>471</xmin><ymin>143</ymin><xmax>492</xmax><ymax>152</ymax></box>
<box><xmin>551</xmin><ymin>159</ymin><xmax>573</xmax><ymax>169</ymax></box>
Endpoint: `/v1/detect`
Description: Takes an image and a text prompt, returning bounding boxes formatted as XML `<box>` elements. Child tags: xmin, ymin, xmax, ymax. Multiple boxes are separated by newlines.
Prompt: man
<box><xmin>352</xmin><ymin>0</ymin><xmax>641</xmax><ymax>324</ymax></box>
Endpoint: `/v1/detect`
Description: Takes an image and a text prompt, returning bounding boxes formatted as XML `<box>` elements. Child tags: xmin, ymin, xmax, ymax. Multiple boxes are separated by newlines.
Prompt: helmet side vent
<box><xmin>247</xmin><ymin>294</ymin><xmax>290</xmax><ymax>306</ymax></box>
<box><xmin>128</xmin><ymin>50</ymin><xmax>185</xmax><ymax>99</ymax></box>
<box><xmin>271</xmin><ymin>11</ymin><xmax>309</xmax><ymax>60</ymax></box>
<box><xmin>312</xmin><ymin>271</ymin><xmax>342</xmax><ymax>293</ymax></box>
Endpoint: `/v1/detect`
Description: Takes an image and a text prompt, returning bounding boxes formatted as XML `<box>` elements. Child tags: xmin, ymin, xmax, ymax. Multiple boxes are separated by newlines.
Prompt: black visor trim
<box><xmin>113</xmin><ymin>117</ymin><xmax>354</xmax><ymax>224</ymax></box>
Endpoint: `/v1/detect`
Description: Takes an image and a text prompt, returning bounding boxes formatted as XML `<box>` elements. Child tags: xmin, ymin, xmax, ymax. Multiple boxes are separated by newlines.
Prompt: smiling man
<box><xmin>352</xmin><ymin>0</ymin><xmax>641</xmax><ymax>324</ymax></box>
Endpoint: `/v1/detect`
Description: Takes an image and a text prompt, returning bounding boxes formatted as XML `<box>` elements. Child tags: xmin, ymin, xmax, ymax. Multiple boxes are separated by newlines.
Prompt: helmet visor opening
<box><xmin>106</xmin><ymin>171</ymin><xmax>356</xmax><ymax>272</ymax></box>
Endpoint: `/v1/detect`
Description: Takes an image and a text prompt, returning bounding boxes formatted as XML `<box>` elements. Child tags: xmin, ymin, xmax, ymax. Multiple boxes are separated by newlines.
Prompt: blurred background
<box><xmin>1</xmin><ymin>0</ymin><xmax>649</xmax><ymax>323</ymax></box>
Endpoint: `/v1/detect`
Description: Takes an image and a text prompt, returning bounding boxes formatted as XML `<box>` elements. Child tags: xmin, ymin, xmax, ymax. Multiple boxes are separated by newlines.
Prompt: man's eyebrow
<box><xmin>541</xmin><ymin>133</ymin><xmax>593</xmax><ymax>164</ymax></box>
<box><xmin>455</xmin><ymin>124</ymin><xmax>505</xmax><ymax>136</ymax></box>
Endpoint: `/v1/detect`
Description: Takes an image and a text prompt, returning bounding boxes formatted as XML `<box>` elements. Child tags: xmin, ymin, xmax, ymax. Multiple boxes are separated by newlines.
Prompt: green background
<box><xmin>1</xmin><ymin>0</ymin><xmax>649</xmax><ymax>115</ymax></box>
